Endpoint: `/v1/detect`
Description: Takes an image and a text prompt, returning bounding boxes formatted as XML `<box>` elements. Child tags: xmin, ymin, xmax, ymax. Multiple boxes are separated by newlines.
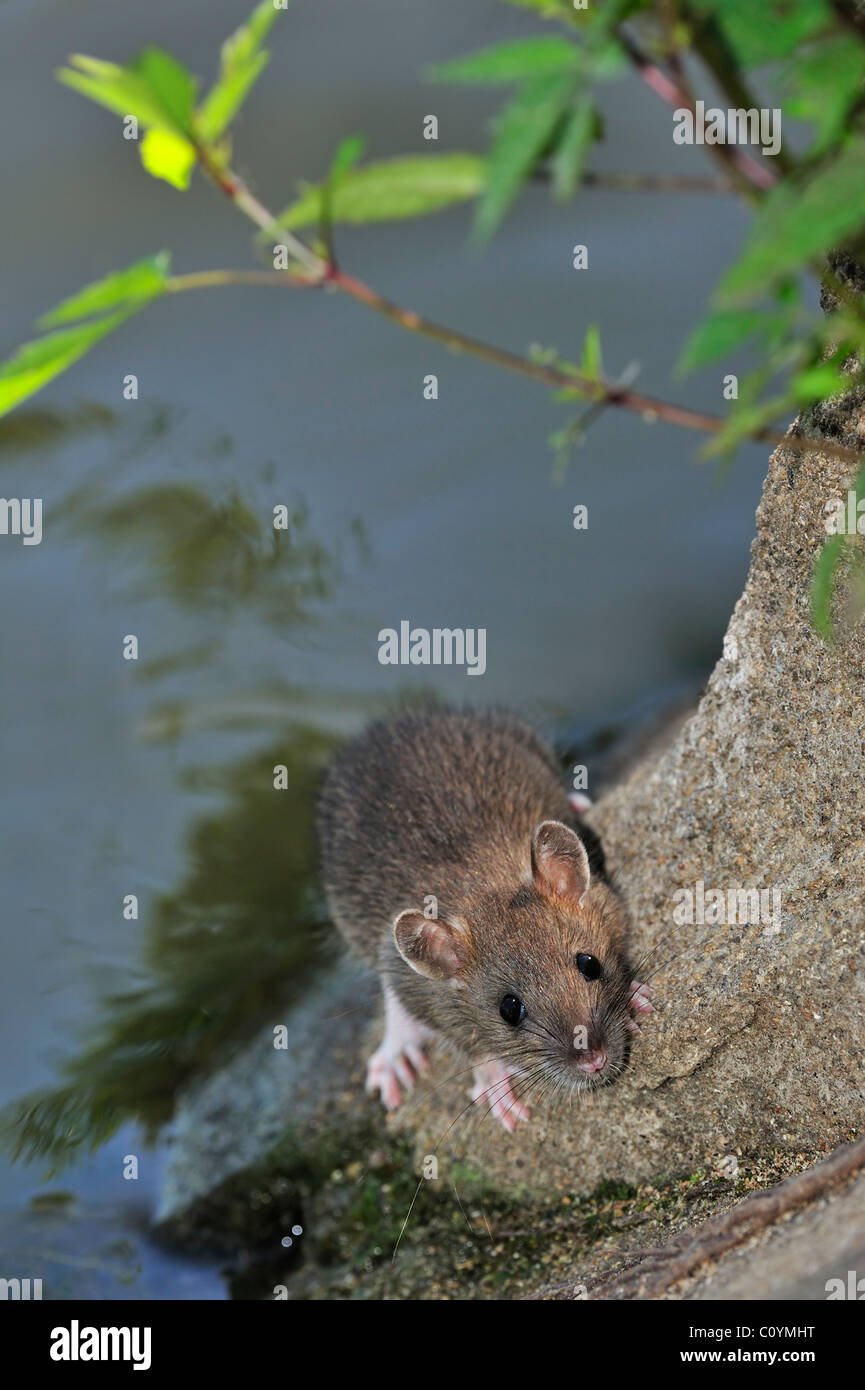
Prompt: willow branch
<box><xmin>186</xmin><ymin>149</ymin><xmax>862</xmax><ymax>468</ymax></box>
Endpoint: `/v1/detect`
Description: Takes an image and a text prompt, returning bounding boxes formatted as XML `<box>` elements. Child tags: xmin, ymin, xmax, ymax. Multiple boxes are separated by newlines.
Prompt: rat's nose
<box><xmin>575</xmin><ymin>1048</ymin><xmax>607</xmax><ymax>1075</ymax></box>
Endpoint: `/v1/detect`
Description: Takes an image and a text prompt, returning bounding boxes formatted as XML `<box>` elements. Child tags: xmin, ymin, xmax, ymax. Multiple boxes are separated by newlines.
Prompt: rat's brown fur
<box><xmin>318</xmin><ymin>707</ymin><xmax>635</xmax><ymax>1094</ymax></box>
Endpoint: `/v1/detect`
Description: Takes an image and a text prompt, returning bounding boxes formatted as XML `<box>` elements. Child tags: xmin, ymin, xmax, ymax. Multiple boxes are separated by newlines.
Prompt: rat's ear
<box><xmin>393</xmin><ymin>909</ymin><xmax>470</xmax><ymax>981</ymax></box>
<box><xmin>532</xmin><ymin>820</ymin><xmax>590</xmax><ymax>906</ymax></box>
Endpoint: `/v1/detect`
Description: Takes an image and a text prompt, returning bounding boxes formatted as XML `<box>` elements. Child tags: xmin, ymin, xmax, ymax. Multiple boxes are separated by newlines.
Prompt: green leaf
<box><xmin>38</xmin><ymin>253</ymin><xmax>171</xmax><ymax>328</ymax></box>
<box><xmin>811</xmin><ymin>533</ymin><xmax>845</xmax><ymax>642</ymax></box>
<box><xmin>327</xmin><ymin>134</ymin><xmax>367</xmax><ymax>186</ymax></box>
<box><xmin>688</xmin><ymin>0</ymin><xmax>830</xmax><ymax>65</ymax></box>
<box><xmin>580</xmin><ymin>323</ymin><xmax>603</xmax><ymax>381</ymax></box>
<box><xmin>133</xmin><ymin>49</ymin><xmax>196</xmax><ymax>132</ymax></box>
<box><xmin>140</xmin><ymin>129</ymin><xmax>197</xmax><ymax>188</ymax></box>
<box><xmin>318</xmin><ymin>135</ymin><xmax>367</xmax><ymax>236</ymax></box>
<box><xmin>221</xmin><ymin>0</ymin><xmax>281</xmax><ymax>67</ymax></box>
<box><xmin>0</xmin><ymin>311</ymin><xmax>140</xmax><ymax>421</ymax></box>
<box><xmin>0</xmin><ymin>253</ymin><xmax>169</xmax><ymax>418</ymax></box>
<box><xmin>57</xmin><ymin>48</ymin><xmax>196</xmax><ymax>138</ymax></box>
<box><xmin>677</xmin><ymin>308</ymin><xmax>776</xmax><ymax>372</ymax></box>
<box><xmin>309</xmin><ymin>136</ymin><xmax>369</xmax><ymax>249</ymax></box>
<box><xmin>781</xmin><ymin>37</ymin><xmax>865</xmax><ymax>157</ymax></box>
<box><xmin>551</xmin><ymin>97</ymin><xmax>596</xmax><ymax>199</ymax></box>
<box><xmin>57</xmin><ymin>58</ymin><xmax>176</xmax><ymax>131</ymax></box>
<box><xmin>427</xmin><ymin>36</ymin><xmax>580</xmax><ymax>85</ymax></box>
<box><xmin>276</xmin><ymin>153</ymin><xmax>486</xmax><ymax>229</ymax></box>
<box><xmin>197</xmin><ymin>0</ymin><xmax>282</xmax><ymax>142</ymax></box>
<box><xmin>720</xmin><ymin>136</ymin><xmax>865</xmax><ymax>300</ymax></box>
<box><xmin>474</xmin><ymin>72</ymin><xmax>576</xmax><ymax>243</ymax></box>
<box><xmin>791</xmin><ymin>360</ymin><xmax>849</xmax><ymax>405</ymax></box>
<box><xmin>58</xmin><ymin>57</ymin><xmax>177</xmax><ymax>131</ymax></box>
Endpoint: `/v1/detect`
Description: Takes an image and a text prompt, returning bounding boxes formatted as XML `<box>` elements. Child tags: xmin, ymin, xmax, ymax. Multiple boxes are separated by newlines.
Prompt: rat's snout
<box><xmin>574</xmin><ymin>1047</ymin><xmax>607</xmax><ymax>1075</ymax></box>
<box><xmin>568</xmin><ymin>1016</ymin><xmax>615</xmax><ymax>1080</ymax></box>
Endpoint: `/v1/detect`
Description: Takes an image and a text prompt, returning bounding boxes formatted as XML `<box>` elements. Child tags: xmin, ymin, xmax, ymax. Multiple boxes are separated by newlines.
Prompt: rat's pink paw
<box><xmin>366</xmin><ymin>990</ymin><xmax>433</xmax><ymax>1112</ymax></box>
<box><xmin>471</xmin><ymin>1060</ymin><xmax>531</xmax><ymax>1133</ymax></box>
<box><xmin>629</xmin><ymin>980</ymin><xmax>654</xmax><ymax>1014</ymax></box>
<box><xmin>568</xmin><ymin>792</ymin><xmax>593</xmax><ymax>816</ymax></box>
<box><xmin>366</xmin><ymin>1042</ymin><xmax>428</xmax><ymax>1110</ymax></box>
<box><xmin>625</xmin><ymin>981</ymin><xmax>653</xmax><ymax>1035</ymax></box>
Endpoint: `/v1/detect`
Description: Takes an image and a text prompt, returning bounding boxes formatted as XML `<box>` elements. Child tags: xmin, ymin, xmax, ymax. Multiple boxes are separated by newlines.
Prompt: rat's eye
<box><xmin>576</xmin><ymin>953</ymin><xmax>602</xmax><ymax>981</ymax></box>
<box><xmin>499</xmin><ymin>994</ymin><xmax>526</xmax><ymax>1026</ymax></box>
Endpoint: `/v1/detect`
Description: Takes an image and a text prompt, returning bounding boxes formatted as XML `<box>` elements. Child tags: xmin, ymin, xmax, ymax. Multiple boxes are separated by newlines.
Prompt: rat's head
<box><xmin>393</xmin><ymin>820</ymin><xmax>634</xmax><ymax>1096</ymax></box>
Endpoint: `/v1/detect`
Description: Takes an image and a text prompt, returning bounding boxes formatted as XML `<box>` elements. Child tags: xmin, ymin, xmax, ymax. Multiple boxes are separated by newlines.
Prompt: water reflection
<box><xmin>3</xmin><ymin>414</ymin><xmax>360</xmax><ymax>1185</ymax></box>
<box><xmin>0</xmin><ymin>404</ymin><xmax>115</xmax><ymax>459</ymax></box>
<box><xmin>3</xmin><ymin>725</ymin><xmax>338</xmax><ymax>1165</ymax></box>
<box><xmin>58</xmin><ymin>484</ymin><xmax>343</xmax><ymax>622</ymax></box>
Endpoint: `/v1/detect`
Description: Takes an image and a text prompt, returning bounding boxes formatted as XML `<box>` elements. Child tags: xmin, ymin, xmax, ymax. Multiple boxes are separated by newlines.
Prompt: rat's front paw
<box><xmin>365</xmin><ymin>991</ymin><xmax>433</xmax><ymax>1112</ymax></box>
<box><xmin>471</xmin><ymin>1060</ymin><xmax>531</xmax><ymax>1133</ymax></box>
<box><xmin>625</xmin><ymin>979</ymin><xmax>654</xmax><ymax>1036</ymax></box>
<box><xmin>365</xmin><ymin>1038</ymin><xmax>429</xmax><ymax>1111</ymax></box>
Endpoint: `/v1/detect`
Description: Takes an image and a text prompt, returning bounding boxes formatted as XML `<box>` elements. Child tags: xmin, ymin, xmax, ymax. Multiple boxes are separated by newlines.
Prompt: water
<box><xmin>0</xmin><ymin>0</ymin><xmax>766</xmax><ymax>1297</ymax></box>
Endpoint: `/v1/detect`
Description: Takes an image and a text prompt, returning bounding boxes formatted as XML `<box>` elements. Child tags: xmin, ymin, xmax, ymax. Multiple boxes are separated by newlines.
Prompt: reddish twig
<box><xmin>187</xmin><ymin>137</ymin><xmax>865</xmax><ymax>468</ymax></box>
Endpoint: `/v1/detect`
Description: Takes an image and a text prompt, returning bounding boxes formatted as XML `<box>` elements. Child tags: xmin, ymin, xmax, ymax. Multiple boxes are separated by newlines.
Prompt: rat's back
<box><xmin>318</xmin><ymin>706</ymin><xmax>572</xmax><ymax>964</ymax></box>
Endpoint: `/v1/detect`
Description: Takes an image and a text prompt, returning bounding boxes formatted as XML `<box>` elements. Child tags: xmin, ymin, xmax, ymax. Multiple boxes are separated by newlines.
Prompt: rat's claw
<box><xmin>629</xmin><ymin>980</ymin><xmax>654</xmax><ymax>1014</ymax></box>
<box><xmin>625</xmin><ymin>1017</ymin><xmax>642</xmax><ymax>1037</ymax></box>
<box><xmin>405</xmin><ymin>1043</ymin><xmax>430</xmax><ymax>1076</ymax></box>
<box><xmin>471</xmin><ymin>1061</ymin><xmax>531</xmax><ymax>1133</ymax></box>
<box><xmin>394</xmin><ymin>1053</ymin><xmax>416</xmax><ymax>1091</ymax></box>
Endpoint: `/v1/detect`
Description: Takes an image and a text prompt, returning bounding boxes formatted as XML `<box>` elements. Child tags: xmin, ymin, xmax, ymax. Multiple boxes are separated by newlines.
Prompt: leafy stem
<box><xmin>173</xmin><ymin>103</ymin><xmax>861</xmax><ymax>465</ymax></box>
<box><xmin>4</xmin><ymin>0</ymin><xmax>865</xmax><ymax>477</ymax></box>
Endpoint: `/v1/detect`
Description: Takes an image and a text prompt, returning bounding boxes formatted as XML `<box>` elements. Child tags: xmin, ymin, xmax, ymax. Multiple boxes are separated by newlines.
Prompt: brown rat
<box><xmin>318</xmin><ymin>707</ymin><xmax>652</xmax><ymax>1131</ymax></box>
